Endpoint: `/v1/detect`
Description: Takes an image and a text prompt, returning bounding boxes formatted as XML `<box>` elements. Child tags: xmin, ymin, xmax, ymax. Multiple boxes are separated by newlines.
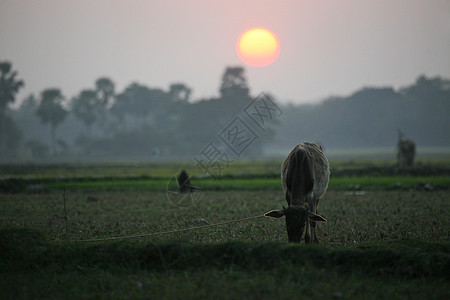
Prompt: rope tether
<box><xmin>64</xmin><ymin>214</ymin><xmax>266</xmax><ymax>243</ymax></box>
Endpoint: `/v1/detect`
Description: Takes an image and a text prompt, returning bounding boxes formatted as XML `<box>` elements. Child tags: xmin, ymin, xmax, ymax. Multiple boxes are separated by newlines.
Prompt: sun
<box><xmin>236</xmin><ymin>28</ymin><xmax>280</xmax><ymax>67</ymax></box>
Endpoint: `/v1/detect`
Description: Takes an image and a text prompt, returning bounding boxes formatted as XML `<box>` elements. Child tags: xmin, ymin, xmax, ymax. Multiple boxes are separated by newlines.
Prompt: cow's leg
<box><xmin>305</xmin><ymin>192</ymin><xmax>314</xmax><ymax>243</ymax></box>
<box><xmin>310</xmin><ymin>220</ymin><xmax>318</xmax><ymax>244</ymax></box>
<box><xmin>305</xmin><ymin>219</ymin><xmax>311</xmax><ymax>243</ymax></box>
<box><xmin>310</xmin><ymin>198</ymin><xmax>319</xmax><ymax>244</ymax></box>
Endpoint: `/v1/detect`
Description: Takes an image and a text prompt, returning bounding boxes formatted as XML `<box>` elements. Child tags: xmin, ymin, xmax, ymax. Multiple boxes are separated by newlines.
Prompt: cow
<box><xmin>265</xmin><ymin>142</ymin><xmax>330</xmax><ymax>243</ymax></box>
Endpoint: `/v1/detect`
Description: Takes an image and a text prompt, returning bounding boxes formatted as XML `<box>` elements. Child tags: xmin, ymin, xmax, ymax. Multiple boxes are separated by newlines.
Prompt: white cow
<box><xmin>265</xmin><ymin>142</ymin><xmax>330</xmax><ymax>243</ymax></box>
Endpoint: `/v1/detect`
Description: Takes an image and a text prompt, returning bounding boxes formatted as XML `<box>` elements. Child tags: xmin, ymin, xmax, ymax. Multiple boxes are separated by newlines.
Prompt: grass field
<box><xmin>1</xmin><ymin>160</ymin><xmax>449</xmax><ymax>299</ymax></box>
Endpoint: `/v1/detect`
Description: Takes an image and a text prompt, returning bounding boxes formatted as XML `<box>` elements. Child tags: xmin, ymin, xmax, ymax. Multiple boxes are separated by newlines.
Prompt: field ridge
<box><xmin>1</xmin><ymin>228</ymin><xmax>448</xmax><ymax>280</ymax></box>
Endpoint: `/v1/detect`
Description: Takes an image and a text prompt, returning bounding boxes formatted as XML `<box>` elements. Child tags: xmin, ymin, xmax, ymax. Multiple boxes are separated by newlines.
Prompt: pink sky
<box><xmin>1</xmin><ymin>0</ymin><xmax>449</xmax><ymax>105</ymax></box>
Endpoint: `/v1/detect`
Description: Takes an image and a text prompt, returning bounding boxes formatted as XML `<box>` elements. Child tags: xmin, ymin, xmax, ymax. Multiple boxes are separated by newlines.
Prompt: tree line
<box><xmin>1</xmin><ymin>62</ymin><xmax>257</xmax><ymax>160</ymax></box>
<box><xmin>274</xmin><ymin>76</ymin><xmax>450</xmax><ymax>151</ymax></box>
<box><xmin>1</xmin><ymin>60</ymin><xmax>449</xmax><ymax>161</ymax></box>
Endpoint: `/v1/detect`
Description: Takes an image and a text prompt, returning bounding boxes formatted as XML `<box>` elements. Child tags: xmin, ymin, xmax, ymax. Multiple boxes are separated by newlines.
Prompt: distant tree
<box><xmin>115</xmin><ymin>83</ymin><xmax>151</xmax><ymax>122</ymax></box>
<box><xmin>398</xmin><ymin>75</ymin><xmax>450</xmax><ymax>146</ymax></box>
<box><xmin>112</xmin><ymin>83</ymin><xmax>169</xmax><ymax>126</ymax></box>
<box><xmin>19</xmin><ymin>94</ymin><xmax>38</xmax><ymax>114</ymax></box>
<box><xmin>72</xmin><ymin>89</ymin><xmax>98</xmax><ymax>136</ymax></box>
<box><xmin>0</xmin><ymin>115</ymin><xmax>23</xmax><ymax>159</ymax></box>
<box><xmin>219</xmin><ymin>66</ymin><xmax>250</xmax><ymax>98</ymax></box>
<box><xmin>0</xmin><ymin>61</ymin><xmax>24</xmax><ymax>156</ymax></box>
<box><xmin>169</xmin><ymin>83</ymin><xmax>191</xmax><ymax>103</ymax></box>
<box><xmin>36</xmin><ymin>88</ymin><xmax>68</xmax><ymax>155</ymax></box>
<box><xmin>109</xmin><ymin>92</ymin><xmax>128</xmax><ymax>127</ymax></box>
<box><xmin>401</xmin><ymin>75</ymin><xmax>450</xmax><ymax>99</ymax></box>
<box><xmin>13</xmin><ymin>94</ymin><xmax>48</xmax><ymax>152</ymax></box>
<box><xmin>95</xmin><ymin>77</ymin><xmax>115</xmax><ymax>106</ymax></box>
<box><xmin>93</xmin><ymin>77</ymin><xmax>115</xmax><ymax>130</ymax></box>
<box><xmin>0</xmin><ymin>61</ymin><xmax>24</xmax><ymax>110</ymax></box>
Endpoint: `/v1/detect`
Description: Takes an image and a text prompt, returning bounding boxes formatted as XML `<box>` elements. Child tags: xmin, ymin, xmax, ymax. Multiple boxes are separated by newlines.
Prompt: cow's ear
<box><xmin>264</xmin><ymin>209</ymin><xmax>285</xmax><ymax>218</ymax></box>
<box><xmin>308</xmin><ymin>211</ymin><xmax>327</xmax><ymax>222</ymax></box>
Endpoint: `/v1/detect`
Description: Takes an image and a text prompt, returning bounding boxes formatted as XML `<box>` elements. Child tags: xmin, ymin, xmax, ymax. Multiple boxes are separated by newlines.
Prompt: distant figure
<box><xmin>397</xmin><ymin>130</ymin><xmax>416</xmax><ymax>167</ymax></box>
<box><xmin>177</xmin><ymin>170</ymin><xmax>199</xmax><ymax>193</ymax></box>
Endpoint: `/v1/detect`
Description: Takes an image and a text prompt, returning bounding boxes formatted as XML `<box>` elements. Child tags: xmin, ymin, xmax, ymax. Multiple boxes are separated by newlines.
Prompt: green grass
<box><xmin>1</xmin><ymin>161</ymin><xmax>449</xmax><ymax>299</ymax></box>
<box><xmin>0</xmin><ymin>160</ymin><xmax>283</xmax><ymax>180</ymax></box>
<box><xmin>3</xmin><ymin>189</ymin><xmax>448</xmax><ymax>244</ymax></box>
<box><xmin>1</xmin><ymin>226</ymin><xmax>449</xmax><ymax>299</ymax></box>
<box><xmin>1</xmin><ymin>159</ymin><xmax>449</xmax><ymax>193</ymax></box>
<box><xmin>1</xmin><ymin>158</ymin><xmax>450</xmax><ymax>179</ymax></box>
<box><xmin>2</xmin><ymin>228</ymin><xmax>448</xmax><ymax>277</ymax></box>
<box><xmin>1</xmin><ymin>175</ymin><xmax>449</xmax><ymax>193</ymax></box>
<box><xmin>329</xmin><ymin>175</ymin><xmax>450</xmax><ymax>190</ymax></box>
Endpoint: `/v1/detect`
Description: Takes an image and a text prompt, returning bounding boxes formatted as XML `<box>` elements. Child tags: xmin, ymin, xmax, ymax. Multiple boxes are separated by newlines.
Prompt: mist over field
<box><xmin>1</xmin><ymin>65</ymin><xmax>449</xmax><ymax>162</ymax></box>
<box><xmin>2</xmin><ymin>1</ymin><xmax>449</xmax><ymax>162</ymax></box>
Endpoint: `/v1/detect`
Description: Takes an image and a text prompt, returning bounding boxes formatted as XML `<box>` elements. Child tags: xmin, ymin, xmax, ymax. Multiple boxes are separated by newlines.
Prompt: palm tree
<box><xmin>36</xmin><ymin>88</ymin><xmax>67</xmax><ymax>155</ymax></box>
<box><xmin>0</xmin><ymin>61</ymin><xmax>24</xmax><ymax>155</ymax></box>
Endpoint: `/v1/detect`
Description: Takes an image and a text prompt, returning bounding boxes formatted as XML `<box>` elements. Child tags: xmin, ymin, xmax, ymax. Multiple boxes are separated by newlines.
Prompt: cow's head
<box><xmin>264</xmin><ymin>203</ymin><xmax>326</xmax><ymax>243</ymax></box>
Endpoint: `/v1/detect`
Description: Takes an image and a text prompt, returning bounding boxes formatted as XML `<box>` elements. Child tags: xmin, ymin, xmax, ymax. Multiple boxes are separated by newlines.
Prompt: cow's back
<box><xmin>281</xmin><ymin>142</ymin><xmax>330</xmax><ymax>201</ymax></box>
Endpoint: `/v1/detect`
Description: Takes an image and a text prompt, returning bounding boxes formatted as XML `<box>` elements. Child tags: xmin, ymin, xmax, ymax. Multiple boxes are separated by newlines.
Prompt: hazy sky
<box><xmin>1</xmin><ymin>0</ymin><xmax>449</xmax><ymax>105</ymax></box>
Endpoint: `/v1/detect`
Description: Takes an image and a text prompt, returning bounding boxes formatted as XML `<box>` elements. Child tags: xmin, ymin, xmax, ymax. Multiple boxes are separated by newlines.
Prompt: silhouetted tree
<box><xmin>169</xmin><ymin>83</ymin><xmax>191</xmax><ymax>103</ymax></box>
<box><xmin>0</xmin><ymin>61</ymin><xmax>24</xmax><ymax>155</ymax></box>
<box><xmin>95</xmin><ymin>77</ymin><xmax>115</xmax><ymax>106</ymax></box>
<box><xmin>0</xmin><ymin>62</ymin><xmax>24</xmax><ymax>110</ymax></box>
<box><xmin>401</xmin><ymin>75</ymin><xmax>450</xmax><ymax>100</ymax></box>
<box><xmin>219</xmin><ymin>66</ymin><xmax>250</xmax><ymax>98</ymax></box>
<box><xmin>13</xmin><ymin>94</ymin><xmax>49</xmax><ymax>152</ymax></box>
<box><xmin>0</xmin><ymin>115</ymin><xmax>23</xmax><ymax>158</ymax></box>
<box><xmin>72</xmin><ymin>89</ymin><xmax>98</xmax><ymax>136</ymax></box>
<box><xmin>36</xmin><ymin>88</ymin><xmax>68</xmax><ymax>155</ymax></box>
<box><xmin>109</xmin><ymin>93</ymin><xmax>128</xmax><ymax>128</ymax></box>
<box><xmin>93</xmin><ymin>77</ymin><xmax>115</xmax><ymax>130</ymax></box>
<box><xmin>112</xmin><ymin>83</ymin><xmax>170</xmax><ymax>126</ymax></box>
<box><xmin>112</xmin><ymin>83</ymin><xmax>152</xmax><ymax>125</ymax></box>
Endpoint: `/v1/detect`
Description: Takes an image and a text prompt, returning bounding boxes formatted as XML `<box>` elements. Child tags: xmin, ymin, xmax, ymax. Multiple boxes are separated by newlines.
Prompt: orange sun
<box><xmin>236</xmin><ymin>27</ymin><xmax>280</xmax><ymax>67</ymax></box>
